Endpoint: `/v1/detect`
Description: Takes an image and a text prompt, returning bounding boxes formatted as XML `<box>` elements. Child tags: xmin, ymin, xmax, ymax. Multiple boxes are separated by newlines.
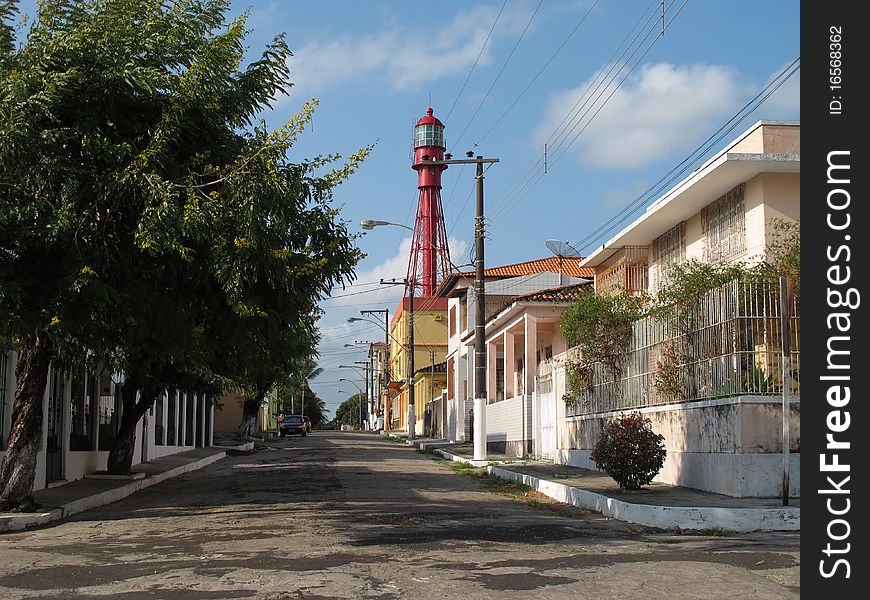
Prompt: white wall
<box><xmin>485</xmin><ymin>394</ymin><xmax>534</xmax><ymax>456</ymax></box>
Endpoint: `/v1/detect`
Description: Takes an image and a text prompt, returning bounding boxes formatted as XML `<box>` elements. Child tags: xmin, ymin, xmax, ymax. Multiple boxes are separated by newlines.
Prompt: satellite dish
<box><xmin>545</xmin><ymin>240</ymin><xmax>582</xmax><ymax>258</ymax></box>
<box><xmin>545</xmin><ymin>240</ymin><xmax>582</xmax><ymax>285</ymax></box>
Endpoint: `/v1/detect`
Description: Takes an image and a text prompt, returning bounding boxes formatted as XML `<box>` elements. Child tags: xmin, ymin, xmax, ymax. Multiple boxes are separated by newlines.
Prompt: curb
<box><xmin>213</xmin><ymin>442</ymin><xmax>255</xmax><ymax>452</ymax></box>
<box><xmin>434</xmin><ymin>449</ymin><xmax>799</xmax><ymax>533</ymax></box>
<box><xmin>0</xmin><ymin>451</ymin><xmax>226</xmax><ymax>533</ymax></box>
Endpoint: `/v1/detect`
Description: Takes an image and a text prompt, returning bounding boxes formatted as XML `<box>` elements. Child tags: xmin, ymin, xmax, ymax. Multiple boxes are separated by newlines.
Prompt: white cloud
<box><xmin>286</xmin><ymin>4</ymin><xmax>534</xmax><ymax>94</ymax></box>
<box><xmin>754</xmin><ymin>62</ymin><xmax>800</xmax><ymax>116</ymax></box>
<box><xmin>532</xmin><ymin>62</ymin><xmax>744</xmax><ymax>169</ymax></box>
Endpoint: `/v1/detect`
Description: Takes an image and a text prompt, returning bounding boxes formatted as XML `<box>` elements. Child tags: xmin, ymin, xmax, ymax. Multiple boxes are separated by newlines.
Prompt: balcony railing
<box><xmin>566</xmin><ymin>280</ymin><xmax>800</xmax><ymax>416</ymax></box>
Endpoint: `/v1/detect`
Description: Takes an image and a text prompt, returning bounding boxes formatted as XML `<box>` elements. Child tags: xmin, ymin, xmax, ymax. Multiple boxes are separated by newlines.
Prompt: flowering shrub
<box><xmin>590</xmin><ymin>412</ymin><xmax>666</xmax><ymax>490</ymax></box>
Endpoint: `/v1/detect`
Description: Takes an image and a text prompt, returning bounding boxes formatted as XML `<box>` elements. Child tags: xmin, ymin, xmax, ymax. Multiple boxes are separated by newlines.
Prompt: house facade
<box><xmin>439</xmin><ymin>257</ymin><xmax>592</xmax><ymax>448</ymax></box>
<box><xmin>555</xmin><ymin>120</ymin><xmax>800</xmax><ymax>497</ymax></box>
<box><xmin>0</xmin><ymin>350</ymin><xmax>214</xmax><ymax>493</ymax></box>
<box><xmin>481</xmin><ymin>283</ymin><xmax>591</xmax><ymax>457</ymax></box>
<box><xmin>387</xmin><ymin>296</ymin><xmax>448</xmax><ymax>436</ymax></box>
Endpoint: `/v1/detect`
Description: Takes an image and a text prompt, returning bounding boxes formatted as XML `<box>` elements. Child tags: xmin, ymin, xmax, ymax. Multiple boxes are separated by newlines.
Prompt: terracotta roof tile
<box><xmin>490</xmin><ymin>282</ymin><xmax>592</xmax><ymax>320</ymax></box>
<box><xmin>455</xmin><ymin>256</ymin><xmax>594</xmax><ymax>279</ymax></box>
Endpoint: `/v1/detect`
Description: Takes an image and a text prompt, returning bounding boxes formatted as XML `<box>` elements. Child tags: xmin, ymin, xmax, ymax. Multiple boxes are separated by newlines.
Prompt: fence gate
<box><xmin>537</xmin><ymin>365</ymin><xmax>557</xmax><ymax>460</ymax></box>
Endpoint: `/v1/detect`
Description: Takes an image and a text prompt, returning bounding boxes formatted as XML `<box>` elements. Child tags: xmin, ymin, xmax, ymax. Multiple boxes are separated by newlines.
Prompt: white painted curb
<box><xmin>435</xmin><ymin>449</ymin><xmax>799</xmax><ymax>533</ymax></box>
<box><xmin>0</xmin><ymin>451</ymin><xmax>226</xmax><ymax>533</ymax></box>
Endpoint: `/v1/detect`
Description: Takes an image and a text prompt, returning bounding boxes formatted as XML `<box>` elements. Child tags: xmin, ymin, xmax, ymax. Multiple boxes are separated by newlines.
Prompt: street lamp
<box><xmin>361</xmin><ymin>309</ymin><xmax>389</xmax><ymax>432</ymax></box>
<box><xmin>338</xmin><ymin>377</ymin><xmax>365</xmax><ymax>430</ymax></box>
<box><xmin>347</xmin><ymin>312</ymin><xmax>398</xmax><ymax>433</ymax></box>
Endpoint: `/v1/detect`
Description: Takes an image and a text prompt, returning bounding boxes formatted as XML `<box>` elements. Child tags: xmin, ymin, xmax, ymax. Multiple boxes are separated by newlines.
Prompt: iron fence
<box><xmin>566</xmin><ymin>280</ymin><xmax>800</xmax><ymax>416</ymax></box>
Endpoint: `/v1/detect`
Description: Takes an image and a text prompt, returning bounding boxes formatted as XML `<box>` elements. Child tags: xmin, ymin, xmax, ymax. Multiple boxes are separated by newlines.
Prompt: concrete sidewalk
<box><xmin>436</xmin><ymin>444</ymin><xmax>799</xmax><ymax>533</ymax></box>
<box><xmin>0</xmin><ymin>447</ymin><xmax>227</xmax><ymax>533</ymax></box>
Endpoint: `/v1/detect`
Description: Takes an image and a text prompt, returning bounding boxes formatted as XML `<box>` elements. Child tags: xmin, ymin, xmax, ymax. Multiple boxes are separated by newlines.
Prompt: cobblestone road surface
<box><xmin>0</xmin><ymin>431</ymin><xmax>800</xmax><ymax>599</ymax></box>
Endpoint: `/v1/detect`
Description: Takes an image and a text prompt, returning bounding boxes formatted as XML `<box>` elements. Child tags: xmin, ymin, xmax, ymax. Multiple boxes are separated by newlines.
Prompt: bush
<box><xmin>590</xmin><ymin>412</ymin><xmax>666</xmax><ymax>490</ymax></box>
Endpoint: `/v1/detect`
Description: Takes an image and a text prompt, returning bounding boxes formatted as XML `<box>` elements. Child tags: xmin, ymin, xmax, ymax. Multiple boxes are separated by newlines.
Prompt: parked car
<box><xmin>279</xmin><ymin>415</ymin><xmax>307</xmax><ymax>437</ymax></box>
<box><xmin>302</xmin><ymin>415</ymin><xmax>312</xmax><ymax>433</ymax></box>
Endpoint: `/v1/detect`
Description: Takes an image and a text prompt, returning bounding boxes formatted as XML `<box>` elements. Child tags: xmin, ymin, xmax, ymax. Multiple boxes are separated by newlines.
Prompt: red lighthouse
<box><xmin>407</xmin><ymin>107</ymin><xmax>452</xmax><ymax>297</ymax></box>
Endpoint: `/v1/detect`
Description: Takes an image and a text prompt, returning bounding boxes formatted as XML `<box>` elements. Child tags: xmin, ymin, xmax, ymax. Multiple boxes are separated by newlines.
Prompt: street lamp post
<box><xmin>361</xmin><ymin>308</ymin><xmax>389</xmax><ymax>431</ymax></box>
<box><xmin>338</xmin><ymin>377</ymin><xmax>365</xmax><ymax>430</ymax></box>
<box><xmin>377</xmin><ymin>277</ymin><xmax>415</xmax><ymax>440</ymax></box>
<box><xmin>348</xmin><ymin>311</ymin><xmax>393</xmax><ymax>431</ymax></box>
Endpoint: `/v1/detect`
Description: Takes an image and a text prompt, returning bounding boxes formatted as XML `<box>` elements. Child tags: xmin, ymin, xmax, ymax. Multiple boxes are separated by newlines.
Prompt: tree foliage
<box><xmin>334</xmin><ymin>393</ymin><xmax>365</xmax><ymax>428</ymax></box>
<box><xmin>560</xmin><ymin>289</ymin><xmax>646</xmax><ymax>395</ymax></box>
<box><xmin>0</xmin><ymin>0</ymin><xmax>368</xmax><ymax>507</ymax></box>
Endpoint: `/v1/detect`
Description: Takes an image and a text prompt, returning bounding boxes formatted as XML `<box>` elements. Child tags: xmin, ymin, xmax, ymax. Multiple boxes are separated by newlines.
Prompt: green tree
<box><xmin>300</xmin><ymin>388</ymin><xmax>329</xmax><ymax>427</ymax></box>
<box><xmin>334</xmin><ymin>393</ymin><xmax>365</xmax><ymax>429</ymax></box>
<box><xmin>0</xmin><ymin>0</ymin><xmax>368</xmax><ymax>506</ymax></box>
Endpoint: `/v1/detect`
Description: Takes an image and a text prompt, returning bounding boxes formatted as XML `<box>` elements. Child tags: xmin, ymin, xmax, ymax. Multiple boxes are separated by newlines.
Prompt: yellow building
<box><xmin>413</xmin><ymin>360</ymin><xmax>448</xmax><ymax>439</ymax></box>
<box><xmin>388</xmin><ymin>296</ymin><xmax>448</xmax><ymax>436</ymax></box>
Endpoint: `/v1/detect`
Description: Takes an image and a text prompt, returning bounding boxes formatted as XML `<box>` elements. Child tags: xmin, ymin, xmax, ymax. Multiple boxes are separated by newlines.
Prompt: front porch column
<box><xmin>503</xmin><ymin>331</ymin><xmax>515</xmax><ymax>399</ymax></box>
<box><xmin>178</xmin><ymin>390</ymin><xmax>186</xmax><ymax>447</ymax></box>
<box><xmin>524</xmin><ymin>316</ymin><xmax>538</xmax><ymax>393</ymax></box>
<box><xmin>524</xmin><ymin>316</ymin><xmax>538</xmax><ymax>456</ymax></box>
<box><xmin>487</xmin><ymin>340</ymin><xmax>497</xmax><ymax>403</ymax></box>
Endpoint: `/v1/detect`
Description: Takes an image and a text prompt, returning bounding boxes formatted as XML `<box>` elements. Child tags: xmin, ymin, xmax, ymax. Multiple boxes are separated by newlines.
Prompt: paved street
<box><xmin>0</xmin><ymin>432</ymin><xmax>799</xmax><ymax>599</ymax></box>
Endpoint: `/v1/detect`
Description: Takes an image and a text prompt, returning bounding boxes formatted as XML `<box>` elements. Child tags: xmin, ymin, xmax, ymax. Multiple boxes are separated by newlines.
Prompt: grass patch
<box><xmin>381</xmin><ymin>434</ymin><xmax>408</xmax><ymax>445</ymax></box>
<box><xmin>416</xmin><ymin>448</ymin><xmax>444</xmax><ymax>461</ymax></box>
<box><xmin>449</xmin><ymin>460</ymin><xmax>478</xmax><ymax>474</ymax></box>
<box><xmin>428</xmin><ymin>458</ymin><xmax>596</xmax><ymax>518</ymax></box>
<box><xmin>682</xmin><ymin>527</ymin><xmax>733</xmax><ymax>537</ymax></box>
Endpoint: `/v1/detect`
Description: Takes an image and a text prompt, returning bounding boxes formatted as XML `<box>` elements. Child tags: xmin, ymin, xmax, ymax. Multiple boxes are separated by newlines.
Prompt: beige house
<box><xmin>553</xmin><ymin>120</ymin><xmax>800</xmax><ymax>497</ymax></box>
<box><xmin>584</xmin><ymin>120</ymin><xmax>800</xmax><ymax>296</ymax></box>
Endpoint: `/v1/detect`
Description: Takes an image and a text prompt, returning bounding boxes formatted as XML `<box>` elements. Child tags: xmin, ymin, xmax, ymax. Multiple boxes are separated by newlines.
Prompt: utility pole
<box><xmin>473</xmin><ymin>156</ymin><xmax>488</xmax><ymax>461</ymax></box>
<box><xmin>408</xmin><ymin>286</ymin><xmax>415</xmax><ymax>440</ymax></box>
<box><xmin>379</xmin><ymin>279</ymin><xmax>416</xmax><ymax>440</ymax></box>
<box><xmin>413</xmin><ymin>153</ymin><xmax>498</xmax><ymax>459</ymax></box>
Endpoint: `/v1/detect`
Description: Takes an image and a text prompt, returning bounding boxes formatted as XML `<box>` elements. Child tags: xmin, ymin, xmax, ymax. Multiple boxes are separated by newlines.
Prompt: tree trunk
<box><xmin>106</xmin><ymin>381</ymin><xmax>159</xmax><ymax>475</ymax></box>
<box><xmin>0</xmin><ymin>333</ymin><xmax>53</xmax><ymax>512</ymax></box>
<box><xmin>241</xmin><ymin>388</ymin><xmax>266</xmax><ymax>439</ymax></box>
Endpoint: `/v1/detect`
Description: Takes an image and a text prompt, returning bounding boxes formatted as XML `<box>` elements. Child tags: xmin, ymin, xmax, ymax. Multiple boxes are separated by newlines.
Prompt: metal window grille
<box><xmin>652</xmin><ymin>222</ymin><xmax>686</xmax><ymax>293</ymax></box>
<box><xmin>702</xmin><ymin>184</ymin><xmax>746</xmax><ymax>263</ymax></box>
<box><xmin>595</xmin><ymin>246</ymin><xmax>649</xmax><ymax>295</ymax></box>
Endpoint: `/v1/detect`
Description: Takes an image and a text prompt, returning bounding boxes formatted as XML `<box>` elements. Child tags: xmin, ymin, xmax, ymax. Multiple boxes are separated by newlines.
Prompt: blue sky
<box><xmin>15</xmin><ymin>0</ymin><xmax>801</xmax><ymax>417</ymax></box>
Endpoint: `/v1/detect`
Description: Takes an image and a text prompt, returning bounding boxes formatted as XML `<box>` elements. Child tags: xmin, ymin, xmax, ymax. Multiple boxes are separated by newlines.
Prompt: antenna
<box><xmin>545</xmin><ymin>239</ymin><xmax>582</xmax><ymax>285</ymax></box>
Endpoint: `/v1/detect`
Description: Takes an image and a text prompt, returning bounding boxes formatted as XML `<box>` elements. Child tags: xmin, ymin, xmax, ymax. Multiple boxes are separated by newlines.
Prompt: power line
<box><xmin>452</xmin><ymin>0</ymin><xmax>544</xmax><ymax>151</ymax></box>
<box><xmin>572</xmin><ymin>56</ymin><xmax>800</xmax><ymax>253</ymax></box>
<box><xmin>491</xmin><ymin>0</ymin><xmax>690</xmax><ymax>226</ymax></box>
<box><xmin>486</xmin><ymin>0</ymin><xmax>665</xmax><ymax>224</ymax></box>
<box><xmin>474</xmin><ymin>0</ymin><xmax>602</xmax><ymax>147</ymax></box>
<box><xmin>444</xmin><ymin>0</ymin><xmax>507</xmax><ymax>122</ymax></box>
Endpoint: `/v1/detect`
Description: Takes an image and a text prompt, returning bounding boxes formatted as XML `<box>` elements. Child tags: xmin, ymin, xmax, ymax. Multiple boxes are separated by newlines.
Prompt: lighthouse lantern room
<box><xmin>407</xmin><ymin>107</ymin><xmax>451</xmax><ymax>297</ymax></box>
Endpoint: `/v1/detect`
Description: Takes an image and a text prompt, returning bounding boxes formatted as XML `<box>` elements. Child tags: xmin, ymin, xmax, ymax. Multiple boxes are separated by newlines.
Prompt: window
<box><xmin>460</xmin><ymin>295</ymin><xmax>468</xmax><ymax>332</ymax></box>
<box><xmin>449</xmin><ymin>306</ymin><xmax>456</xmax><ymax>336</ymax></box>
<box><xmin>516</xmin><ymin>358</ymin><xmax>525</xmax><ymax>395</ymax></box>
<box><xmin>702</xmin><ymin>183</ymin><xmax>746</xmax><ymax>263</ymax></box>
<box><xmin>495</xmin><ymin>356</ymin><xmax>505</xmax><ymax>402</ymax></box>
<box><xmin>415</xmin><ymin>124</ymin><xmax>444</xmax><ymax>147</ymax></box>
<box><xmin>652</xmin><ymin>222</ymin><xmax>685</xmax><ymax>290</ymax></box>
